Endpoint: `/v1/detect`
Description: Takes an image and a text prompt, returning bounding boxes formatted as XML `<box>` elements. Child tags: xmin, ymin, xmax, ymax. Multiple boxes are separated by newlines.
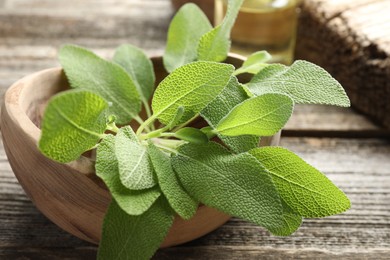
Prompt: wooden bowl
<box><xmin>0</xmin><ymin>55</ymin><xmax>280</xmax><ymax>248</ymax></box>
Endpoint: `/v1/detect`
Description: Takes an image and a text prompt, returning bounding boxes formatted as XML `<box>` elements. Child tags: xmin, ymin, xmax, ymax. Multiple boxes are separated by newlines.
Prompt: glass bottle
<box><xmin>215</xmin><ymin>0</ymin><xmax>299</xmax><ymax>65</ymax></box>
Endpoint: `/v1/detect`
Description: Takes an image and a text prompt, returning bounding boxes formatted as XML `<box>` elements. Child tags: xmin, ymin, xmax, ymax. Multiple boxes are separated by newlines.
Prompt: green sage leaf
<box><xmin>96</xmin><ymin>135</ymin><xmax>160</xmax><ymax>215</ymax></box>
<box><xmin>163</xmin><ymin>3</ymin><xmax>212</xmax><ymax>72</ymax></box>
<box><xmin>172</xmin><ymin>142</ymin><xmax>283</xmax><ymax>231</ymax></box>
<box><xmin>98</xmin><ymin>197</ymin><xmax>174</xmax><ymax>260</ymax></box>
<box><xmin>175</xmin><ymin>127</ymin><xmax>209</xmax><ymax>144</ymax></box>
<box><xmin>268</xmin><ymin>200</ymin><xmax>302</xmax><ymax>236</ymax></box>
<box><xmin>246</xmin><ymin>60</ymin><xmax>350</xmax><ymax>107</ymax></box>
<box><xmin>59</xmin><ymin>44</ymin><xmax>141</xmax><ymax>124</ymax></box>
<box><xmin>113</xmin><ymin>44</ymin><xmax>155</xmax><ymax>102</ymax></box>
<box><xmin>148</xmin><ymin>143</ymin><xmax>198</xmax><ymax>220</ymax></box>
<box><xmin>39</xmin><ymin>90</ymin><xmax>107</xmax><ymax>163</ymax></box>
<box><xmin>233</xmin><ymin>50</ymin><xmax>272</xmax><ymax>75</ymax></box>
<box><xmin>249</xmin><ymin>147</ymin><xmax>351</xmax><ymax>217</ymax></box>
<box><xmin>216</xmin><ymin>93</ymin><xmax>294</xmax><ymax>137</ymax></box>
<box><xmin>197</xmin><ymin>0</ymin><xmax>244</xmax><ymax>62</ymax></box>
<box><xmin>115</xmin><ymin>126</ymin><xmax>156</xmax><ymax>190</ymax></box>
<box><xmin>152</xmin><ymin>61</ymin><xmax>234</xmax><ymax>125</ymax></box>
<box><xmin>201</xmin><ymin>76</ymin><xmax>259</xmax><ymax>153</ymax></box>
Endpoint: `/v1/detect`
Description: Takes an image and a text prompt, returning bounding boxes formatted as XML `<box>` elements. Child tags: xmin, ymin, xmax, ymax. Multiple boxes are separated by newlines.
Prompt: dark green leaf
<box><xmin>113</xmin><ymin>44</ymin><xmax>155</xmax><ymax>102</ymax></box>
<box><xmin>175</xmin><ymin>127</ymin><xmax>209</xmax><ymax>144</ymax></box>
<box><xmin>172</xmin><ymin>142</ymin><xmax>283</xmax><ymax>231</ymax></box>
<box><xmin>163</xmin><ymin>3</ymin><xmax>212</xmax><ymax>72</ymax></box>
<box><xmin>148</xmin><ymin>143</ymin><xmax>198</xmax><ymax>219</ymax></box>
<box><xmin>98</xmin><ymin>197</ymin><xmax>174</xmax><ymax>260</ymax></box>
<box><xmin>59</xmin><ymin>44</ymin><xmax>141</xmax><ymax>124</ymax></box>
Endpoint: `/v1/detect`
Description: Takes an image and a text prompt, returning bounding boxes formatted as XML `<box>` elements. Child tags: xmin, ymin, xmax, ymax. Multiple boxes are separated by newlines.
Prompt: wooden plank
<box><xmin>284</xmin><ymin>105</ymin><xmax>390</xmax><ymax>137</ymax></box>
<box><xmin>296</xmin><ymin>0</ymin><xmax>390</xmax><ymax>128</ymax></box>
<box><xmin>1</xmin><ymin>136</ymin><xmax>389</xmax><ymax>258</ymax></box>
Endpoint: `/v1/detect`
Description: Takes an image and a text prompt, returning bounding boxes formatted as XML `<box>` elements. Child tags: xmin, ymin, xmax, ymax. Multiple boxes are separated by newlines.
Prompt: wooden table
<box><xmin>1</xmin><ymin>0</ymin><xmax>389</xmax><ymax>259</ymax></box>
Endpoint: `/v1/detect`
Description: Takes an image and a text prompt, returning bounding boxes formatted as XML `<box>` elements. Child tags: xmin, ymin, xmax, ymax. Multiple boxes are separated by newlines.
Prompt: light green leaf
<box><xmin>163</xmin><ymin>3</ymin><xmax>212</xmax><ymax>72</ymax></box>
<box><xmin>98</xmin><ymin>197</ymin><xmax>174</xmax><ymax>260</ymax></box>
<box><xmin>233</xmin><ymin>50</ymin><xmax>272</xmax><ymax>75</ymax></box>
<box><xmin>175</xmin><ymin>127</ymin><xmax>209</xmax><ymax>144</ymax></box>
<box><xmin>216</xmin><ymin>93</ymin><xmax>294</xmax><ymax>137</ymax></box>
<box><xmin>152</xmin><ymin>61</ymin><xmax>234</xmax><ymax>125</ymax></box>
<box><xmin>201</xmin><ymin>76</ymin><xmax>259</xmax><ymax>153</ymax></box>
<box><xmin>172</xmin><ymin>142</ymin><xmax>283</xmax><ymax>231</ymax></box>
<box><xmin>115</xmin><ymin>126</ymin><xmax>156</xmax><ymax>190</ymax></box>
<box><xmin>59</xmin><ymin>44</ymin><xmax>141</xmax><ymax>124</ymax></box>
<box><xmin>246</xmin><ymin>60</ymin><xmax>351</xmax><ymax>107</ymax></box>
<box><xmin>167</xmin><ymin>106</ymin><xmax>185</xmax><ymax>130</ymax></box>
<box><xmin>197</xmin><ymin>0</ymin><xmax>244</xmax><ymax>61</ymax></box>
<box><xmin>96</xmin><ymin>135</ymin><xmax>160</xmax><ymax>215</ymax></box>
<box><xmin>268</xmin><ymin>200</ymin><xmax>302</xmax><ymax>236</ymax></box>
<box><xmin>39</xmin><ymin>90</ymin><xmax>107</xmax><ymax>163</ymax></box>
<box><xmin>148</xmin><ymin>143</ymin><xmax>198</xmax><ymax>220</ymax></box>
<box><xmin>249</xmin><ymin>147</ymin><xmax>351</xmax><ymax>218</ymax></box>
<box><xmin>113</xmin><ymin>44</ymin><xmax>155</xmax><ymax>102</ymax></box>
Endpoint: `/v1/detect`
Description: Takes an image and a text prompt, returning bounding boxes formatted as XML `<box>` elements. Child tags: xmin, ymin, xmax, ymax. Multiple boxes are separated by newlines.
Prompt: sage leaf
<box><xmin>163</xmin><ymin>3</ymin><xmax>212</xmax><ymax>72</ymax></box>
<box><xmin>59</xmin><ymin>44</ymin><xmax>141</xmax><ymax>124</ymax></box>
<box><xmin>148</xmin><ymin>143</ymin><xmax>198</xmax><ymax>220</ymax></box>
<box><xmin>216</xmin><ymin>93</ymin><xmax>294</xmax><ymax>137</ymax></box>
<box><xmin>167</xmin><ymin>106</ymin><xmax>185</xmax><ymax>130</ymax></box>
<box><xmin>152</xmin><ymin>61</ymin><xmax>234</xmax><ymax>125</ymax></box>
<box><xmin>175</xmin><ymin>127</ymin><xmax>209</xmax><ymax>144</ymax></box>
<box><xmin>246</xmin><ymin>60</ymin><xmax>350</xmax><ymax>107</ymax></box>
<box><xmin>233</xmin><ymin>50</ymin><xmax>272</xmax><ymax>75</ymax></box>
<box><xmin>39</xmin><ymin>90</ymin><xmax>107</xmax><ymax>163</ymax></box>
<box><xmin>113</xmin><ymin>44</ymin><xmax>155</xmax><ymax>102</ymax></box>
<box><xmin>96</xmin><ymin>135</ymin><xmax>160</xmax><ymax>215</ymax></box>
<box><xmin>98</xmin><ymin>197</ymin><xmax>174</xmax><ymax>260</ymax></box>
<box><xmin>172</xmin><ymin>142</ymin><xmax>283</xmax><ymax>231</ymax></box>
<box><xmin>268</xmin><ymin>200</ymin><xmax>302</xmax><ymax>236</ymax></box>
<box><xmin>197</xmin><ymin>0</ymin><xmax>244</xmax><ymax>62</ymax></box>
<box><xmin>201</xmin><ymin>77</ymin><xmax>259</xmax><ymax>153</ymax></box>
<box><xmin>115</xmin><ymin>126</ymin><xmax>156</xmax><ymax>190</ymax></box>
<box><xmin>249</xmin><ymin>147</ymin><xmax>351</xmax><ymax>217</ymax></box>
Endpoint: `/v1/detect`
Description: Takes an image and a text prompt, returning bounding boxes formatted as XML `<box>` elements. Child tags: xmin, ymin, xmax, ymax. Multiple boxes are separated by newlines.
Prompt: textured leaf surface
<box><xmin>163</xmin><ymin>3</ymin><xmax>212</xmax><ymax>72</ymax></box>
<box><xmin>247</xmin><ymin>60</ymin><xmax>350</xmax><ymax>107</ymax></box>
<box><xmin>59</xmin><ymin>44</ymin><xmax>141</xmax><ymax>124</ymax></box>
<box><xmin>113</xmin><ymin>44</ymin><xmax>155</xmax><ymax>102</ymax></box>
<box><xmin>216</xmin><ymin>93</ymin><xmax>294</xmax><ymax>137</ymax></box>
<box><xmin>39</xmin><ymin>90</ymin><xmax>107</xmax><ymax>163</ymax></box>
<box><xmin>267</xmin><ymin>200</ymin><xmax>302</xmax><ymax>236</ymax></box>
<box><xmin>152</xmin><ymin>61</ymin><xmax>234</xmax><ymax>125</ymax></box>
<box><xmin>148</xmin><ymin>143</ymin><xmax>198</xmax><ymax>220</ymax></box>
<box><xmin>172</xmin><ymin>142</ymin><xmax>283</xmax><ymax>230</ymax></box>
<box><xmin>115</xmin><ymin>127</ymin><xmax>156</xmax><ymax>190</ymax></box>
<box><xmin>201</xmin><ymin>77</ymin><xmax>259</xmax><ymax>153</ymax></box>
<box><xmin>96</xmin><ymin>135</ymin><xmax>160</xmax><ymax>215</ymax></box>
<box><xmin>197</xmin><ymin>0</ymin><xmax>244</xmax><ymax>61</ymax></box>
<box><xmin>175</xmin><ymin>127</ymin><xmax>209</xmax><ymax>144</ymax></box>
<box><xmin>249</xmin><ymin>147</ymin><xmax>351</xmax><ymax>217</ymax></box>
<box><xmin>98</xmin><ymin>197</ymin><xmax>174</xmax><ymax>260</ymax></box>
<box><xmin>234</xmin><ymin>50</ymin><xmax>271</xmax><ymax>75</ymax></box>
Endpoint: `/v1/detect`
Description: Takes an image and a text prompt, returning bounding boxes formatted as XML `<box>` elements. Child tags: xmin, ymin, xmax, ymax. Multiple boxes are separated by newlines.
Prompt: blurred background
<box><xmin>1</xmin><ymin>0</ymin><xmax>389</xmax><ymax>259</ymax></box>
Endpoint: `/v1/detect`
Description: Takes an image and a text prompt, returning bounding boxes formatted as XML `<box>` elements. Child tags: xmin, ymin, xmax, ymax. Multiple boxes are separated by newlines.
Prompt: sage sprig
<box><xmin>38</xmin><ymin>1</ymin><xmax>351</xmax><ymax>259</ymax></box>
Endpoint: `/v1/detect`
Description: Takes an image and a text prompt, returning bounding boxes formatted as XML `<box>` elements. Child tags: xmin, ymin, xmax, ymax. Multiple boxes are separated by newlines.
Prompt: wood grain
<box><xmin>1</xmin><ymin>137</ymin><xmax>389</xmax><ymax>258</ymax></box>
